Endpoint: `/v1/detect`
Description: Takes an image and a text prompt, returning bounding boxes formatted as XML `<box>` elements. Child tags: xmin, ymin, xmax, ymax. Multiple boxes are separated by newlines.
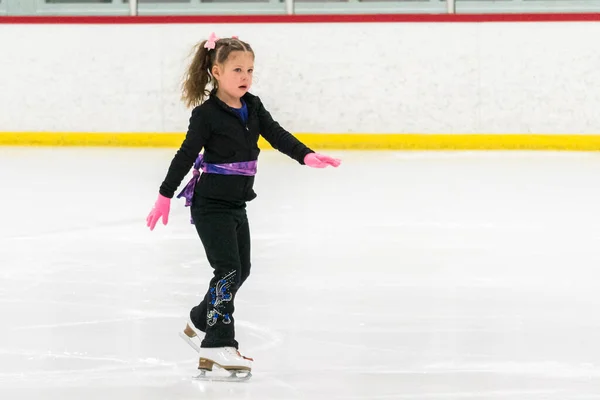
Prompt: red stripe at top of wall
<box><xmin>1</xmin><ymin>13</ymin><xmax>600</xmax><ymax>24</ymax></box>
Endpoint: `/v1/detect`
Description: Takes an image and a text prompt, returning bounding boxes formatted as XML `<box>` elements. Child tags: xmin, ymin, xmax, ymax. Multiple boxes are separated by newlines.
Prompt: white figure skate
<box><xmin>179</xmin><ymin>320</ymin><xmax>253</xmax><ymax>382</ymax></box>
<box><xmin>195</xmin><ymin>347</ymin><xmax>253</xmax><ymax>382</ymax></box>
<box><xmin>178</xmin><ymin>319</ymin><xmax>203</xmax><ymax>353</ymax></box>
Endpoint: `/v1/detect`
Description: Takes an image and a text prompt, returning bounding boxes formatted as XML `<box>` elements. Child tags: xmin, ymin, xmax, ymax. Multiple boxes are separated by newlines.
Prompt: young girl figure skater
<box><xmin>146</xmin><ymin>33</ymin><xmax>341</xmax><ymax>380</ymax></box>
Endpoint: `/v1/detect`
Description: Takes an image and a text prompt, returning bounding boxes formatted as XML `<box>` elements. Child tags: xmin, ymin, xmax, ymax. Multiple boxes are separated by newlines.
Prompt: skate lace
<box><xmin>232</xmin><ymin>348</ymin><xmax>254</xmax><ymax>361</ymax></box>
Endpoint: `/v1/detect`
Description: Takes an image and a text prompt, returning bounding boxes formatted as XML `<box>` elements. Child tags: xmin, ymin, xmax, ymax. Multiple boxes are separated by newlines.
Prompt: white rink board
<box><xmin>1</xmin><ymin>22</ymin><xmax>600</xmax><ymax>134</ymax></box>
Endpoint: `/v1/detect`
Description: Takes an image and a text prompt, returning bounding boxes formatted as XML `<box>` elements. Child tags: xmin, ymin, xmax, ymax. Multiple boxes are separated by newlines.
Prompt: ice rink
<box><xmin>2</xmin><ymin>147</ymin><xmax>600</xmax><ymax>399</ymax></box>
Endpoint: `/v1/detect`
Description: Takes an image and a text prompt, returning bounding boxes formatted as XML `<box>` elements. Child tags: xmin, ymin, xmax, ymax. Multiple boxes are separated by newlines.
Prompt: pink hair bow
<box><xmin>232</xmin><ymin>35</ymin><xmax>239</xmax><ymax>39</ymax></box>
<box><xmin>204</xmin><ymin>32</ymin><xmax>219</xmax><ymax>50</ymax></box>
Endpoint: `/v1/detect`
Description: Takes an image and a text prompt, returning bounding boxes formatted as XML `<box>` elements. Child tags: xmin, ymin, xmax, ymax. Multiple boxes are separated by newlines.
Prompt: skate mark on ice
<box><xmin>335</xmin><ymin>389</ymin><xmax>560</xmax><ymax>399</ymax></box>
<box><xmin>0</xmin><ymin>349</ymin><xmax>195</xmax><ymax>384</ymax></box>
<box><xmin>0</xmin><ymin>363</ymin><xmax>185</xmax><ymax>385</ymax></box>
<box><xmin>0</xmin><ymin>217</ymin><xmax>145</xmax><ymax>241</ymax></box>
<box><xmin>235</xmin><ymin>320</ymin><xmax>284</xmax><ymax>353</ymax></box>
<box><xmin>0</xmin><ymin>297</ymin><xmax>129</xmax><ymax>312</ymax></box>
<box><xmin>229</xmin><ymin>320</ymin><xmax>303</xmax><ymax>393</ymax></box>
<box><xmin>264</xmin><ymin>375</ymin><xmax>302</xmax><ymax>396</ymax></box>
<box><xmin>0</xmin><ymin>348</ymin><xmax>190</xmax><ymax>368</ymax></box>
<box><xmin>304</xmin><ymin>337</ymin><xmax>404</xmax><ymax>355</ymax></box>
<box><xmin>422</xmin><ymin>361</ymin><xmax>600</xmax><ymax>379</ymax></box>
<box><xmin>0</xmin><ymin>348</ymin><xmax>130</xmax><ymax>365</ymax></box>
<box><xmin>10</xmin><ymin>313</ymin><xmax>180</xmax><ymax>331</ymax></box>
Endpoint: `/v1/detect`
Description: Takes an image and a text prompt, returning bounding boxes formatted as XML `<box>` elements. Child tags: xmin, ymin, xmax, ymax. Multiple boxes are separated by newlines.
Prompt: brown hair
<box><xmin>181</xmin><ymin>36</ymin><xmax>254</xmax><ymax>108</ymax></box>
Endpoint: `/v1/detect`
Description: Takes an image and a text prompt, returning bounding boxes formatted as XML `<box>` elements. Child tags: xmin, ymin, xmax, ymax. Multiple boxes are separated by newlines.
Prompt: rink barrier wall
<box><xmin>3</xmin><ymin>14</ymin><xmax>600</xmax><ymax>23</ymax></box>
<box><xmin>2</xmin><ymin>132</ymin><xmax>600</xmax><ymax>151</ymax></box>
<box><xmin>3</xmin><ymin>14</ymin><xmax>600</xmax><ymax>150</ymax></box>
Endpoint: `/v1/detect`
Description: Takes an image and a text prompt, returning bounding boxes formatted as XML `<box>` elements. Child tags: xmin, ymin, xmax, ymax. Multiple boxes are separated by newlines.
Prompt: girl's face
<box><xmin>213</xmin><ymin>51</ymin><xmax>254</xmax><ymax>105</ymax></box>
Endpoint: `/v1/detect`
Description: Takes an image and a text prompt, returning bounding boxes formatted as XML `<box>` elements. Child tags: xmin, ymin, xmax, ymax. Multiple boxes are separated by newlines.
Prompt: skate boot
<box><xmin>195</xmin><ymin>347</ymin><xmax>253</xmax><ymax>382</ymax></box>
<box><xmin>178</xmin><ymin>317</ymin><xmax>204</xmax><ymax>353</ymax></box>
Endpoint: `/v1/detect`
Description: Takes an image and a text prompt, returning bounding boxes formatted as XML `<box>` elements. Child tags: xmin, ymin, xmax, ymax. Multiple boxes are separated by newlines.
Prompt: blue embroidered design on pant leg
<box><xmin>206</xmin><ymin>270</ymin><xmax>236</xmax><ymax>327</ymax></box>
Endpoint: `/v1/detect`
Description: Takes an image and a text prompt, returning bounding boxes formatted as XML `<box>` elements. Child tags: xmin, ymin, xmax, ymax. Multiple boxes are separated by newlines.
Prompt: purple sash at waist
<box><xmin>176</xmin><ymin>154</ymin><xmax>258</xmax><ymax>208</ymax></box>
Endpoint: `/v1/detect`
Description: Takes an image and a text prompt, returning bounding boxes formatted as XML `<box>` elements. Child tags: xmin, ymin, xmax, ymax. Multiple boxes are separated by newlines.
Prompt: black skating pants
<box><xmin>189</xmin><ymin>197</ymin><xmax>251</xmax><ymax>349</ymax></box>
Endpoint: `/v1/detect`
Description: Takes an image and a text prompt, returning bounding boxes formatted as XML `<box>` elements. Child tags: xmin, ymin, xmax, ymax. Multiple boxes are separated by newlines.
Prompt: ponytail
<box><xmin>181</xmin><ymin>40</ymin><xmax>214</xmax><ymax>108</ymax></box>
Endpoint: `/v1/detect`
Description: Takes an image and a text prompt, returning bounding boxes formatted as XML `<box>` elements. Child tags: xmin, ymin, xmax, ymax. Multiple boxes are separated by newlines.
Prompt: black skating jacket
<box><xmin>159</xmin><ymin>90</ymin><xmax>314</xmax><ymax>202</ymax></box>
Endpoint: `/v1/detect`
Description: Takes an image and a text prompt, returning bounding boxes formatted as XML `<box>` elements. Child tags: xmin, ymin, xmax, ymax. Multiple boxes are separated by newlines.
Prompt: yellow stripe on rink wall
<box><xmin>1</xmin><ymin>132</ymin><xmax>600</xmax><ymax>151</ymax></box>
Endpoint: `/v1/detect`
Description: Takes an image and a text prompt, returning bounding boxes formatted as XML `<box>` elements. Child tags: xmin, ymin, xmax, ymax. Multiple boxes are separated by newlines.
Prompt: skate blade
<box><xmin>178</xmin><ymin>331</ymin><xmax>200</xmax><ymax>353</ymax></box>
<box><xmin>193</xmin><ymin>369</ymin><xmax>252</xmax><ymax>382</ymax></box>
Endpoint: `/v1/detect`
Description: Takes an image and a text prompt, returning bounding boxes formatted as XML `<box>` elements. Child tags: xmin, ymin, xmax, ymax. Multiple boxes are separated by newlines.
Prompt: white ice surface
<box><xmin>1</xmin><ymin>148</ymin><xmax>600</xmax><ymax>399</ymax></box>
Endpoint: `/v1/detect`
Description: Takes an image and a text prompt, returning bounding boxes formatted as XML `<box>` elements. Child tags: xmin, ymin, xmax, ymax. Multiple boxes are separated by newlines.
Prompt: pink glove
<box><xmin>304</xmin><ymin>153</ymin><xmax>341</xmax><ymax>168</ymax></box>
<box><xmin>146</xmin><ymin>194</ymin><xmax>171</xmax><ymax>231</ymax></box>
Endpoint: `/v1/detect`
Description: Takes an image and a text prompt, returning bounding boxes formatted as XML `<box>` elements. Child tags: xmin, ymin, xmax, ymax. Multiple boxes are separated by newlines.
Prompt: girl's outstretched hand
<box><xmin>146</xmin><ymin>194</ymin><xmax>171</xmax><ymax>231</ymax></box>
<box><xmin>304</xmin><ymin>153</ymin><xmax>341</xmax><ymax>168</ymax></box>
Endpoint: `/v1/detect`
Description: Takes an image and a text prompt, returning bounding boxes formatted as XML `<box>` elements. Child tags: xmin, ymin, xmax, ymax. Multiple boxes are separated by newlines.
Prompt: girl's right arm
<box><xmin>159</xmin><ymin>107</ymin><xmax>211</xmax><ymax>198</ymax></box>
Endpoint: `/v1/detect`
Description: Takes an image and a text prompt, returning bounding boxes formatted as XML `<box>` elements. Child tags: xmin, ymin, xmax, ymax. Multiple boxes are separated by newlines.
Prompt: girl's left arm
<box><xmin>256</xmin><ymin>97</ymin><xmax>314</xmax><ymax>164</ymax></box>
